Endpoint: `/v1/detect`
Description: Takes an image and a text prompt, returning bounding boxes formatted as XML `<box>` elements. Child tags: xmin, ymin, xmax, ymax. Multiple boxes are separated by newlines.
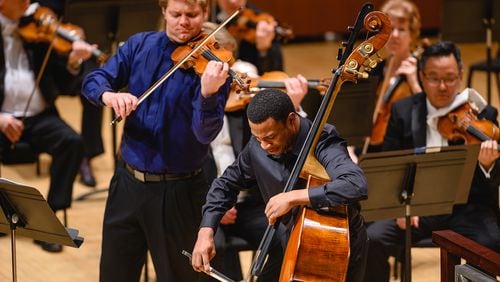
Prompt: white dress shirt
<box><xmin>0</xmin><ymin>13</ymin><xmax>46</xmax><ymax>117</ymax></box>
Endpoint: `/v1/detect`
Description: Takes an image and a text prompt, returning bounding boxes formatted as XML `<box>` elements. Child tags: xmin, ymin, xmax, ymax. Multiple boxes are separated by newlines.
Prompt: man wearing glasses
<box><xmin>363</xmin><ymin>41</ymin><xmax>500</xmax><ymax>282</ymax></box>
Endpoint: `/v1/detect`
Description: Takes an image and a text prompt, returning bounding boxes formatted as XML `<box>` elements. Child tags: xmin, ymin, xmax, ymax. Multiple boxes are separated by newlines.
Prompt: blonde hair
<box><xmin>381</xmin><ymin>0</ymin><xmax>421</xmax><ymax>43</ymax></box>
<box><xmin>158</xmin><ymin>0</ymin><xmax>208</xmax><ymax>10</ymax></box>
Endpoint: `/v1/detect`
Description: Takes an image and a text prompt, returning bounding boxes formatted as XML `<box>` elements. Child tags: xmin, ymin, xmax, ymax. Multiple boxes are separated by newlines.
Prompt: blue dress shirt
<box><xmin>82</xmin><ymin>31</ymin><xmax>231</xmax><ymax>173</ymax></box>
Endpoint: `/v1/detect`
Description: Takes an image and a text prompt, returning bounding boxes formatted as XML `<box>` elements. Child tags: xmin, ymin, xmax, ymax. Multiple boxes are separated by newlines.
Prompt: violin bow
<box><xmin>245</xmin><ymin>3</ymin><xmax>380</xmax><ymax>280</ymax></box>
<box><xmin>12</xmin><ymin>14</ymin><xmax>61</xmax><ymax>149</ymax></box>
<box><xmin>110</xmin><ymin>7</ymin><xmax>242</xmax><ymax>125</ymax></box>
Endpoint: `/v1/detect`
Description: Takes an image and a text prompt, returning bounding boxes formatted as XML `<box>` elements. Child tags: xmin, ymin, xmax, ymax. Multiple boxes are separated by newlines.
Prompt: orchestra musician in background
<box><xmin>35</xmin><ymin>0</ymin><xmax>103</xmax><ymax>188</ymax></box>
<box><xmin>82</xmin><ymin>0</ymin><xmax>232</xmax><ymax>281</ymax></box>
<box><xmin>213</xmin><ymin>0</ymin><xmax>286</xmax><ymax>158</ymax></box>
<box><xmin>363</xmin><ymin>41</ymin><xmax>500</xmax><ymax>282</ymax></box>
<box><xmin>0</xmin><ymin>0</ymin><xmax>94</xmax><ymax>252</ymax></box>
<box><xmin>369</xmin><ymin>0</ymin><xmax>422</xmax><ymax>151</ymax></box>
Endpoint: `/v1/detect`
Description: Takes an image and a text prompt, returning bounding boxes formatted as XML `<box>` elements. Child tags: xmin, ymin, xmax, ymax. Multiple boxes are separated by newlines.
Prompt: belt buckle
<box><xmin>133</xmin><ymin>169</ymin><xmax>146</xmax><ymax>182</ymax></box>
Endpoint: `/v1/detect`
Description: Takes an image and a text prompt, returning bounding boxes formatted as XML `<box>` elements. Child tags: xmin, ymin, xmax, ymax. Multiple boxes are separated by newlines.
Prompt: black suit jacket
<box><xmin>383</xmin><ymin>92</ymin><xmax>500</xmax><ymax>211</ymax></box>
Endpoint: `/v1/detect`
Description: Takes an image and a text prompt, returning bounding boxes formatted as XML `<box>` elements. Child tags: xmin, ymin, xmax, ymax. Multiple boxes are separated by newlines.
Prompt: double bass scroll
<box><xmin>247</xmin><ymin>3</ymin><xmax>391</xmax><ymax>282</ymax></box>
<box><xmin>281</xmin><ymin>10</ymin><xmax>391</xmax><ymax>282</ymax></box>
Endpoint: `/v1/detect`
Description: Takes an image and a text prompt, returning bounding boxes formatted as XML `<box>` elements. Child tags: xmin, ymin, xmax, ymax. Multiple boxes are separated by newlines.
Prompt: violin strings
<box><xmin>199</xmin><ymin>46</ymin><xmax>247</xmax><ymax>88</ymax></box>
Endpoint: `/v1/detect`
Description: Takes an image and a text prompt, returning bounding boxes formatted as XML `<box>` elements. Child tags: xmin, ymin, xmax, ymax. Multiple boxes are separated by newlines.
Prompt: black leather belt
<box><xmin>125</xmin><ymin>163</ymin><xmax>201</xmax><ymax>182</ymax></box>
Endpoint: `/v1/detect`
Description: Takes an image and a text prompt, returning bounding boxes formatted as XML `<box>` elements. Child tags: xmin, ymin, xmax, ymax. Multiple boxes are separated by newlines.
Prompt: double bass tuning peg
<box><xmin>345</xmin><ymin>60</ymin><xmax>369</xmax><ymax>79</ymax></box>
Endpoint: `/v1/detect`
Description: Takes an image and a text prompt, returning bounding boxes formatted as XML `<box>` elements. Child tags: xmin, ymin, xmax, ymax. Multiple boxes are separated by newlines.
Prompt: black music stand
<box><xmin>302</xmin><ymin>76</ymin><xmax>379</xmax><ymax>149</ymax></box>
<box><xmin>358</xmin><ymin>145</ymin><xmax>479</xmax><ymax>282</ymax></box>
<box><xmin>0</xmin><ymin>177</ymin><xmax>83</xmax><ymax>282</ymax></box>
<box><xmin>329</xmin><ymin>77</ymin><xmax>378</xmax><ymax>148</ymax></box>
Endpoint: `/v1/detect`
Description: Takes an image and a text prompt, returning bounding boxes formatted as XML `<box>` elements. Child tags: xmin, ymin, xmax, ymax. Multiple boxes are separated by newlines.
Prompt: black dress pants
<box><xmin>1</xmin><ymin>108</ymin><xmax>83</xmax><ymax>211</ymax></box>
<box><xmin>364</xmin><ymin>204</ymin><xmax>500</xmax><ymax>282</ymax></box>
<box><xmin>80</xmin><ymin>95</ymin><xmax>104</xmax><ymax>159</ymax></box>
<box><xmin>100</xmin><ymin>166</ymin><xmax>209</xmax><ymax>282</ymax></box>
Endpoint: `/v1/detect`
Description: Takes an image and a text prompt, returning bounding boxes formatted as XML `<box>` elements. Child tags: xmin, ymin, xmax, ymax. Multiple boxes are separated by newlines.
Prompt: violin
<box><xmin>437</xmin><ymin>102</ymin><xmax>500</xmax><ymax>144</ymax></box>
<box><xmin>18</xmin><ymin>5</ymin><xmax>107</xmax><ymax>63</ymax></box>
<box><xmin>171</xmin><ymin>35</ymin><xmax>248</xmax><ymax>91</ymax></box>
<box><xmin>225</xmin><ymin>71</ymin><xmax>330</xmax><ymax>112</ymax></box>
<box><xmin>111</xmin><ymin>8</ymin><xmax>243</xmax><ymax>125</ymax></box>
<box><xmin>227</xmin><ymin>8</ymin><xmax>294</xmax><ymax>43</ymax></box>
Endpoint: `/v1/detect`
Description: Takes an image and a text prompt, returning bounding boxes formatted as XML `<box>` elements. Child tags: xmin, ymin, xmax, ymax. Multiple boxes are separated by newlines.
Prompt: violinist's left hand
<box><xmin>265</xmin><ymin>189</ymin><xmax>309</xmax><ymax>225</ymax></box>
<box><xmin>255</xmin><ymin>20</ymin><xmax>276</xmax><ymax>54</ymax></box>
<box><xmin>395</xmin><ymin>56</ymin><xmax>421</xmax><ymax>94</ymax></box>
<box><xmin>478</xmin><ymin>140</ymin><xmax>498</xmax><ymax>170</ymax></box>
<box><xmin>201</xmin><ymin>61</ymin><xmax>230</xmax><ymax>98</ymax></box>
<box><xmin>68</xmin><ymin>40</ymin><xmax>95</xmax><ymax>68</ymax></box>
<box><xmin>284</xmin><ymin>74</ymin><xmax>308</xmax><ymax>111</ymax></box>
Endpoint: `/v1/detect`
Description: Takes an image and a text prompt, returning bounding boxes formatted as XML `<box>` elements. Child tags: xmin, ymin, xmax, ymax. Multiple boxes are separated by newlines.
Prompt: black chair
<box><xmin>467</xmin><ymin>47</ymin><xmax>500</xmax><ymax>101</ymax></box>
<box><xmin>0</xmin><ymin>141</ymin><xmax>40</xmax><ymax>176</ymax></box>
<box><xmin>0</xmin><ymin>142</ymin><xmax>69</xmax><ymax>227</ymax></box>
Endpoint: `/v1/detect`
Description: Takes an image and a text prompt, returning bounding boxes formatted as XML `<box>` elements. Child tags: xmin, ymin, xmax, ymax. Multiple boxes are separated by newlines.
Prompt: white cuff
<box><xmin>479</xmin><ymin>162</ymin><xmax>495</xmax><ymax>179</ymax></box>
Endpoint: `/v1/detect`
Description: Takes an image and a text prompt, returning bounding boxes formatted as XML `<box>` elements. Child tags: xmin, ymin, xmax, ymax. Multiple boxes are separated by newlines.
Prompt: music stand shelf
<box><xmin>358</xmin><ymin>145</ymin><xmax>479</xmax><ymax>282</ymax></box>
<box><xmin>0</xmin><ymin>177</ymin><xmax>83</xmax><ymax>282</ymax></box>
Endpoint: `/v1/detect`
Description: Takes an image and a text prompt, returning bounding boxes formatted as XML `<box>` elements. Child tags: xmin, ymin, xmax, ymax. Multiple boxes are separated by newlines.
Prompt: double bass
<box><xmin>248</xmin><ymin>4</ymin><xmax>391</xmax><ymax>281</ymax></box>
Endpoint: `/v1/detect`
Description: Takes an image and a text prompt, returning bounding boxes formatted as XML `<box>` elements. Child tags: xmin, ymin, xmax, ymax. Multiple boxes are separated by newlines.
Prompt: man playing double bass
<box><xmin>191</xmin><ymin>89</ymin><xmax>368</xmax><ymax>281</ymax></box>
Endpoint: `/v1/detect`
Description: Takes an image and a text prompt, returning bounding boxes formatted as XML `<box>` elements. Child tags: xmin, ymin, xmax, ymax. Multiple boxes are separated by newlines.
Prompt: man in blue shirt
<box><xmin>191</xmin><ymin>89</ymin><xmax>369</xmax><ymax>281</ymax></box>
<box><xmin>82</xmin><ymin>0</ymin><xmax>231</xmax><ymax>281</ymax></box>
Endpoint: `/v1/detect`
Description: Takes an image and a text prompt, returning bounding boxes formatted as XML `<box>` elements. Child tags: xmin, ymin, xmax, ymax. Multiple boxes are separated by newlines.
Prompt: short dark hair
<box><xmin>419</xmin><ymin>41</ymin><xmax>463</xmax><ymax>71</ymax></box>
<box><xmin>247</xmin><ymin>89</ymin><xmax>295</xmax><ymax>124</ymax></box>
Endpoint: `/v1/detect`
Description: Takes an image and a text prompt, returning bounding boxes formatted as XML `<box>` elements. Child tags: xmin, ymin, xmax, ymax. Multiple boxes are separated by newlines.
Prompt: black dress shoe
<box><xmin>79</xmin><ymin>157</ymin><xmax>96</xmax><ymax>187</ymax></box>
<box><xmin>34</xmin><ymin>240</ymin><xmax>63</xmax><ymax>253</ymax></box>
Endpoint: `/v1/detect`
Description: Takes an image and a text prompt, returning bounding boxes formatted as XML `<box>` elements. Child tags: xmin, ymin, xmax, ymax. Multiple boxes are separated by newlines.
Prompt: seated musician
<box><xmin>191</xmin><ymin>89</ymin><xmax>368</xmax><ymax>281</ymax></box>
<box><xmin>364</xmin><ymin>41</ymin><xmax>500</xmax><ymax>282</ymax></box>
<box><xmin>34</xmin><ymin>0</ymin><xmax>104</xmax><ymax>188</ymax></box>
<box><xmin>369</xmin><ymin>0</ymin><xmax>422</xmax><ymax>150</ymax></box>
<box><xmin>0</xmin><ymin>0</ymin><xmax>94</xmax><ymax>252</ymax></box>
<box><xmin>214</xmin><ymin>0</ymin><xmax>288</xmax><ymax>160</ymax></box>
<box><xmin>215</xmin><ymin>0</ymin><xmax>284</xmax><ymax>75</ymax></box>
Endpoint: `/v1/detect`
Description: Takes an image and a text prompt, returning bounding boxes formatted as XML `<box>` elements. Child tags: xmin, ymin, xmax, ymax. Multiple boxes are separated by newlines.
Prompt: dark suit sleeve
<box><xmin>308</xmin><ymin>127</ymin><xmax>368</xmax><ymax>209</ymax></box>
<box><xmin>382</xmin><ymin>102</ymin><xmax>406</xmax><ymax>151</ymax></box>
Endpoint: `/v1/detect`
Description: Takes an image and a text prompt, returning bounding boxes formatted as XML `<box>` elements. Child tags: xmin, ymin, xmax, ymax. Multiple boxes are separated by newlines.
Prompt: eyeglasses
<box><xmin>422</xmin><ymin>73</ymin><xmax>459</xmax><ymax>87</ymax></box>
